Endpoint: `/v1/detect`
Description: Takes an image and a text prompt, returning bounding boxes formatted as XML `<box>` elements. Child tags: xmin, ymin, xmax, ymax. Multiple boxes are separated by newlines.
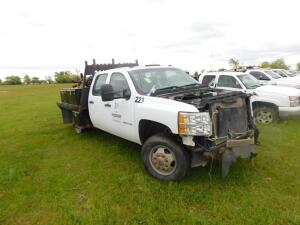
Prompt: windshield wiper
<box><xmin>248</xmin><ymin>84</ymin><xmax>260</xmax><ymax>88</ymax></box>
<box><xmin>154</xmin><ymin>86</ymin><xmax>183</xmax><ymax>92</ymax></box>
<box><xmin>152</xmin><ymin>83</ymin><xmax>201</xmax><ymax>95</ymax></box>
<box><xmin>180</xmin><ymin>83</ymin><xmax>201</xmax><ymax>88</ymax></box>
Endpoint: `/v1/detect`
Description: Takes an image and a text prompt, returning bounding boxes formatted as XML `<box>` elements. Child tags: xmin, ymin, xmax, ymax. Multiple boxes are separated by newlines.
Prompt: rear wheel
<box><xmin>253</xmin><ymin>106</ymin><xmax>279</xmax><ymax>124</ymax></box>
<box><xmin>141</xmin><ymin>134</ymin><xmax>190</xmax><ymax>181</ymax></box>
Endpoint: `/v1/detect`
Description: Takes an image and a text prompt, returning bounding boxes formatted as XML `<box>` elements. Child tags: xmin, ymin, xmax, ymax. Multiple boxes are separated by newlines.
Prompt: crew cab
<box><xmin>199</xmin><ymin>72</ymin><xmax>300</xmax><ymax>124</ymax></box>
<box><xmin>246</xmin><ymin>69</ymin><xmax>300</xmax><ymax>88</ymax></box>
<box><xmin>57</xmin><ymin>61</ymin><xmax>257</xmax><ymax>181</ymax></box>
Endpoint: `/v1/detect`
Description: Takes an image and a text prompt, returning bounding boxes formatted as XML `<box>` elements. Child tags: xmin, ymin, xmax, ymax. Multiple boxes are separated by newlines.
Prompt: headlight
<box><xmin>178</xmin><ymin>112</ymin><xmax>212</xmax><ymax>136</ymax></box>
<box><xmin>289</xmin><ymin>96</ymin><xmax>300</xmax><ymax>107</ymax></box>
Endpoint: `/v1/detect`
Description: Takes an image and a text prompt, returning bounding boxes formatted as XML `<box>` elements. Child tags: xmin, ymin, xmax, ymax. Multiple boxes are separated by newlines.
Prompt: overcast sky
<box><xmin>0</xmin><ymin>0</ymin><xmax>300</xmax><ymax>79</ymax></box>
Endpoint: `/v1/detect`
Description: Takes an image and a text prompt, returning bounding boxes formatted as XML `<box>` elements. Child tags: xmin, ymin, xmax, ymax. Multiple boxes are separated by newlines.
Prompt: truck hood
<box><xmin>255</xmin><ymin>85</ymin><xmax>300</xmax><ymax>97</ymax></box>
<box><xmin>152</xmin><ymin>87</ymin><xmax>249</xmax><ymax>110</ymax></box>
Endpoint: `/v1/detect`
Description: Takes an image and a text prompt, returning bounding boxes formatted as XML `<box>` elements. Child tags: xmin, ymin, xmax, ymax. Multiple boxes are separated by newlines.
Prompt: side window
<box><xmin>202</xmin><ymin>75</ymin><xmax>216</xmax><ymax>86</ymax></box>
<box><xmin>92</xmin><ymin>74</ymin><xmax>108</xmax><ymax>96</ymax></box>
<box><xmin>250</xmin><ymin>71</ymin><xmax>269</xmax><ymax>80</ymax></box>
<box><xmin>217</xmin><ymin>75</ymin><xmax>242</xmax><ymax>89</ymax></box>
<box><xmin>109</xmin><ymin>73</ymin><xmax>131</xmax><ymax>99</ymax></box>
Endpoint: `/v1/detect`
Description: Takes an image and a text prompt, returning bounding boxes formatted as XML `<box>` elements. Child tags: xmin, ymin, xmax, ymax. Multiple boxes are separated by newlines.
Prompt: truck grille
<box><xmin>217</xmin><ymin>106</ymin><xmax>248</xmax><ymax>137</ymax></box>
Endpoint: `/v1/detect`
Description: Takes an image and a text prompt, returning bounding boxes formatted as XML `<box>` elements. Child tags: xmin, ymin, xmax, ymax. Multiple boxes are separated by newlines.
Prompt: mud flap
<box><xmin>221</xmin><ymin>145</ymin><xmax>256</xmax><ymax>181</ymax></box>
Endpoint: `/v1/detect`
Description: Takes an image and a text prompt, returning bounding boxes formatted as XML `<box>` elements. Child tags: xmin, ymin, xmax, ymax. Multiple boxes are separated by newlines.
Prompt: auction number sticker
<box><xmin>135</xmin><ymin>96</ymin><xmax>144</xmax><ymax>103</ymax></box>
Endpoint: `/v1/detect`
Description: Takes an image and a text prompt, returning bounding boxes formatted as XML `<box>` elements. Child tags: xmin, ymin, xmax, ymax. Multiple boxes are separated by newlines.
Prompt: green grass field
<box><xmin>0</xmin><ymin>84</ymin><xmax>300</xmax><ymax>225</ymax></box>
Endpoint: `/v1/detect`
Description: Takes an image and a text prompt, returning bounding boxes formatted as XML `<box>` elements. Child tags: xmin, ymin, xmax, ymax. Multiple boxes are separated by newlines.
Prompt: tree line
<box><xmin>190</xmin><ymin>58</ymin><xmax>300</xmax><ymax>79</ymax></box>
<box><xmin>228</xmin><ymin>58</ymin><xmax>300</xmax><ymax>71</ymax></box>
<box><xmin>0</xmin><ymin>71</ymin><xmax>80</xmax><ymax>85</ymax></box>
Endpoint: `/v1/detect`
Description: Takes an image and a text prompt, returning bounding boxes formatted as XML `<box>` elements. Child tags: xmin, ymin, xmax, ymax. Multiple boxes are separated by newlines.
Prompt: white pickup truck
<box><xmin>58</xmin><ymin>63</ymin><xmax>257</xmax><ymax>181</ymax></box>
<box><xmin>246</xmin><ymin>69</ymin><xmax>300</xmax><ymax>88</ymax></box>
<box><xmin>198</xmin><ymin>72</ymin><xmax>300</xmax><ymax>123</ymax></box>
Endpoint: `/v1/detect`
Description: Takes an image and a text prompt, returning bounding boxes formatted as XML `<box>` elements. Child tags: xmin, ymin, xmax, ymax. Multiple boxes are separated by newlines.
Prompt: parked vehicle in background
<box><xmin>246</xmin><ymin>69</ymin><xmax>300</xmax><ymax>88</ymax></box>
<box><xmin>271</xmin><ymin>69</ymin><xmax>300</xmax><ymax>81</ymax></box>
<box><xmin>288</xmin><ymin>70</ymin><xmax>300</xmax><ymax>76</ymax></box>
<box><xmin>271</xmin><ymin>69</ymin><xmax>290</xmax><ymax>77</ymax></box>
<box><xmin>199</xmin><ymin>72</ymin><xmax>300</xmax><ymax>124</ymax></box>
<box><xmin>57</xmin><ymin>60</ymin><xmax>257</xmax><ymax>181</ymax></box>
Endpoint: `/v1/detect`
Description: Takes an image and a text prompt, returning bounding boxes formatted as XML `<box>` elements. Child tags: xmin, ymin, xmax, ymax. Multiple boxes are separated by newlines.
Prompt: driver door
<box><xmin>105</xmin><ymin>72</ymin><xmax>135</xmax><ymax>141</ymax></box>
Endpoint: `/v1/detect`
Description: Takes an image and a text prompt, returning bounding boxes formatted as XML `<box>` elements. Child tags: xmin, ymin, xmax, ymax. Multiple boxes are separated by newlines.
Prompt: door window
<box><xmin>92</xmin><ymin>74</ymin><xmax>108</xmax><ymax>96</ymax></box>
<box><xmin>249</xmin><ymin>71</ymin><xmax>270</xmax><ymax>80</ymax></box>
<box><xmin>202</xmin><ymin>75</ymin><xmax>216</xmax><ymax>86</ymax></box>
<box><xmin>217</xmin><ymin>75</ymin><xmax>242</xmax><ymax>89</ymax></box>
<box><xmin>109</xmin><ymin>73</ymin><xmax>131</xmax><ymax>99</ymax></box>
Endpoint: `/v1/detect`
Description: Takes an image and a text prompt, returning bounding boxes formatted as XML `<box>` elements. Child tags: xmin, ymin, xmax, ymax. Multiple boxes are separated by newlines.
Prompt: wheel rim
<box><xmin>255</xmin><ymin>111</ymin><xmax>273</xmax><ymax>124</ymax></box>
<box><xmin>149</xmin><ymin>146</ymin><xmax>177</xmax><ymax>176</ymax></box>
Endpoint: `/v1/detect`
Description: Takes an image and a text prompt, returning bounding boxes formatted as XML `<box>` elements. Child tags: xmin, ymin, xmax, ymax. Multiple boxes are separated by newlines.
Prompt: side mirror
<box><xmin>123</xmin><ymin>89</ymin><xmax>131</xmax><ymax>100</ymax></box>
<box><xmin>100</xmin><ymin>84</ymin><xmax>115</xmax><ymax>101</ymax></box>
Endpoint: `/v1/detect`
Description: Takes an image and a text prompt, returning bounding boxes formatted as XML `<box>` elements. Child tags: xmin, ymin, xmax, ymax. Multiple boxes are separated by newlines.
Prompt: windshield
<box><xmin>129</xmin><ymin>67</ymin><xmax>199</xmax><ymax>95</ymax></box>
<box><xmin>237</xmin><ymin>74</ymin><xmax>261</xmax><ymax>89</ymax></box>
<box><xmin>264</xmin><ymin>70</ymin><xmax>281</xmax><ymax>79</ymax></box>
<box><xmin>282</xmin><ymin>70</ymin><xmax>296</xmax><ymax>77</ymax></box>
<box><xmin>272</xmin><ymin>70</ymin><xmax>289</xmax><ymax>77</ymax></box>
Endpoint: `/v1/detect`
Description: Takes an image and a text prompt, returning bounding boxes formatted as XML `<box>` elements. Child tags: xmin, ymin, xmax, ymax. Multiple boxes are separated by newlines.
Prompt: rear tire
<box><xmin>141</xmin><ymin>134</ymin><xmax>191</xmax><ymax>181</ymax></box>
<box><xmin>253</xmin><ymin>106</ymin><xmax>279</xmax><ymax>124</ymax></box>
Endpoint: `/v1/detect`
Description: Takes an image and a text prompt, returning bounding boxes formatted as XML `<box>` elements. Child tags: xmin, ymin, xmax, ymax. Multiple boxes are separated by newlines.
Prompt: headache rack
<box><xmin>57</xmin><ymin>59</ymin><xmax>139</xmax><ymax>131</ymax></box>
<box><xmin>82</xmin><ymin>58</ymin><xmax>139</xmax><ymax>88</ymax></box>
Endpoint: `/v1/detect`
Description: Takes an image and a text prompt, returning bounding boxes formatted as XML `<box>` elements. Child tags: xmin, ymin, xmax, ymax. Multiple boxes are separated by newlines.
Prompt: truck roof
<box><xmin>202</xmin><ymin>71</ymin><xmax>248</xmax><ymax>76</ymax></box>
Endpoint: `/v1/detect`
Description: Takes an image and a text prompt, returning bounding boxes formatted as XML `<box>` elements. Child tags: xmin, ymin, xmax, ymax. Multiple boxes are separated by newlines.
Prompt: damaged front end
<box><xmin>159</xmin><ymin>88</ymin><xmax>258</xmax><ymax>180</ymax></box>
<box><xmin>202</xmin><ymin>92</ymin><xmax>257</xmax><ymax>180</ymax></box>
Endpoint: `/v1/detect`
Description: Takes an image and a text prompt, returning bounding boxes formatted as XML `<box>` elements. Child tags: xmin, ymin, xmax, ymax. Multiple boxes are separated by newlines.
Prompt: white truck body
<box><xmin>88</xmin><ymin>67</ymin><xmax>199</xmax><ymax>144</ymax></box>
<box><xmin>58</xmin><ymin>65</ymin><xmax>257</xmax><ymax>181</ymax></box>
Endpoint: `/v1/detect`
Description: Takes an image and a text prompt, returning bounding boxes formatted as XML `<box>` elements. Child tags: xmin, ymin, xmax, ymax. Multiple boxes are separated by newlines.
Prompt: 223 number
<box><xmin>135</xmin><ymin>96</ymin><xmax>144</xmax><ymax>103</ymax></box>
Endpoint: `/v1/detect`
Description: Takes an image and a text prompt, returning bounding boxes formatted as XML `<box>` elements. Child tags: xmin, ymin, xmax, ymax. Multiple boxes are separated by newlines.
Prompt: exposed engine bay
<box><xmin>153</xmin><ymin>87</ymin><xmax>257</xmax><ymax>179</ymax></box>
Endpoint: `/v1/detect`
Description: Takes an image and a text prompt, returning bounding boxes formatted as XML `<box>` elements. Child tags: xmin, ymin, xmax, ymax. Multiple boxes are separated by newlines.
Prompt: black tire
<box><xmin>141</xmin><ymin>134</ymin><xmax>191</xmax><ymax>181</ymax></box>
<box><xmin>253</xmin><ymin>106</ymin><xmax>279</xmax><ymax>124</ymax></box>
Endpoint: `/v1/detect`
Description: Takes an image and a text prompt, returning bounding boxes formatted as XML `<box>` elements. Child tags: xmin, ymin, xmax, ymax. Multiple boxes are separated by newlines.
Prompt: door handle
<box><xmin>89</xmin><ymin>101</ymin><xmax>94</xmax><ymax>104</ymax></box>
<box><xmin>104</xmin><ymin>103</ymin><xmax>111</xmax><ymax>107</ymax></box>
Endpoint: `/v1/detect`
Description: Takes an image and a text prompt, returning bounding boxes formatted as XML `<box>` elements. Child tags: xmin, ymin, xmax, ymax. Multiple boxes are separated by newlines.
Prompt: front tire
<box><xmin>141</xmin><ymin>134</ymin><xmax>191</xmax><ymax>181</ymax></box>
<box><xmin>253</xmin><ymin>106</ymin><xmax>279</xmax><ymax>124</ymax></box>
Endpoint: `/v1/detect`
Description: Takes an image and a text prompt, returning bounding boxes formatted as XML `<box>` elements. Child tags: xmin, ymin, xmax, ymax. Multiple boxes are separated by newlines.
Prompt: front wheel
<box><xmin>141</xmin><ymin>134</ymin><xmax>191</xmax><ymax>181</ymax></box>
<box><xmin>253</xmin><ymin>106</ymin><xmax>279</xmax><ymax>124</ymax></box>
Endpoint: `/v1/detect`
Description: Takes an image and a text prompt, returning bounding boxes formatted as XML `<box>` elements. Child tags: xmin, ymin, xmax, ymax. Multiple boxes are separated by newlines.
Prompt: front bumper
<box><xmin>192</xmin><ymin>131</ymin><xmax>256</xmax><ymax>180</ymax></box>
<box><xmin>226</xmin><ymin>136</ymin><xmax>254</xmax><ymax>147</ymax></box>
<box><xmin>279</xmin><ymin>106</ymin><xmax>300</xmax><ymax>117</ymax></box>
<box><xmin>216</xmin><ymin>135</ymin><xmax>256</xmax><ymax>180</ymax></box>
<box><xmin>208</xmin><ymin>130</ymin><xmax>255</xmax><ymax>150</ymax></box>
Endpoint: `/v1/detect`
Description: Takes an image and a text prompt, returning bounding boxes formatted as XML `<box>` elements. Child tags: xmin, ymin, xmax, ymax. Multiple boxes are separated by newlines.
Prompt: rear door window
<box><xmin>92</xmin><ymin>74</ymin><xmax>108</xmax><ymax>96</ymax></box>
